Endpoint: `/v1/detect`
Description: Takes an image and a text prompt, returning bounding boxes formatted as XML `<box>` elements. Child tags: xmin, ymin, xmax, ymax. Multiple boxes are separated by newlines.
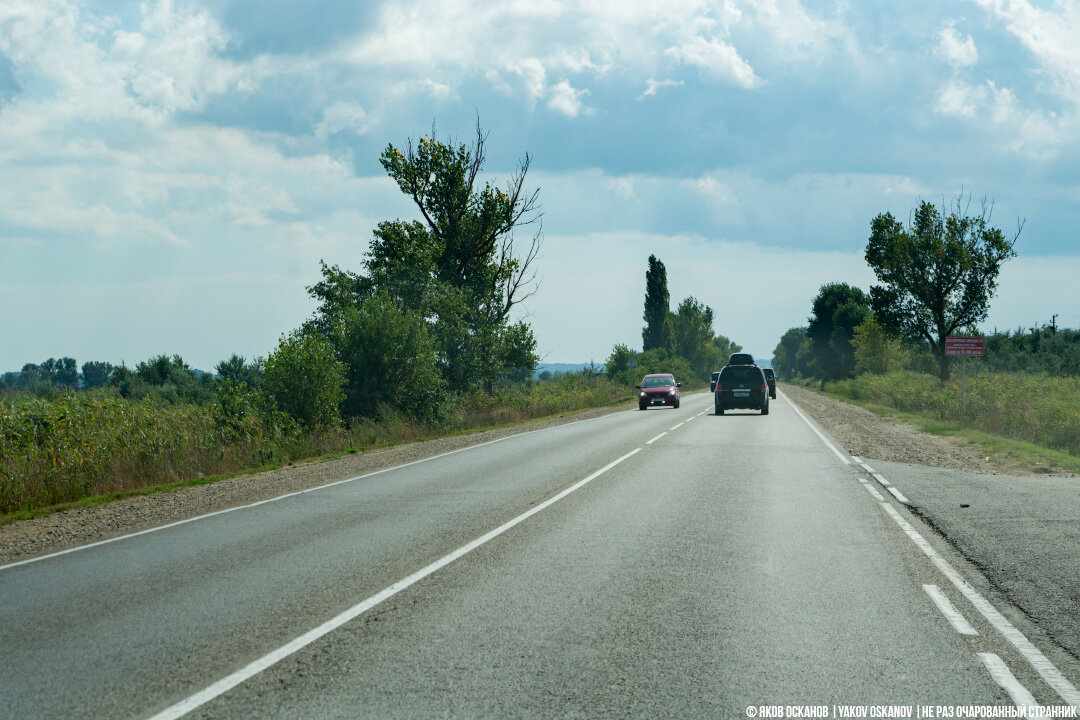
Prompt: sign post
<box><xmin>944</xmin><ymin>336</ymin><xmax>985</xmax><ymax>418</ymax></box>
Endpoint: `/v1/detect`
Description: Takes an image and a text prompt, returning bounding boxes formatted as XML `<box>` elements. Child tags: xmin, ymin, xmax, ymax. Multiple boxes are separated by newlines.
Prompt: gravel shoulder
<box><xmin>780</xmin><ymin>383</ymin><xmax>1071</xmax><ymax>477</ymax></box>
<box><xmin>784</xmin><ymin>382</ymin><xmax>1080</xmax><ymax>661</ymax></box>
<box><xmin>0</xmin><ymin>403</ymin><xmax>635</xmax><ymax>565</ymax></box>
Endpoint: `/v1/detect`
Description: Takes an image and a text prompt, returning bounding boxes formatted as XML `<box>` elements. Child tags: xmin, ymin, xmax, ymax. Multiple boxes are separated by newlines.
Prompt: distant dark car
<box><xmin>709</xmin><ymin>371</ymin><xmax>721</xmax><ymax>393</ymax></box>
<box><xmin>727</xmin><ymin>352</ymin><xmax>755</xmax><ymax>366</ymax></box>
<box><xmin>762</xmin><ymin>368</ymin><xmax>776</xmax><ymax>399</ymax></box>
<box><xmin>715</xmin><ymin>364</ymin><xmax>769</xmax><ymax>415</ymax></box>
<box><xmin>636</xmin><ymin>373</ymin><xmax>681</xmax><ymax>410</ymax></box>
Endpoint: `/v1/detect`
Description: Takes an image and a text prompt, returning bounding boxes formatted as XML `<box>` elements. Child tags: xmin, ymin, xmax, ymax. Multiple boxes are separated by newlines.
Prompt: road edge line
<box><xmin>882</xmin><ymin>503</ymin><xmax>1080</xmax><ymax>708</ymax></box>
<box><xmin>778</xmin><ymin>389</ymin><xmax>851</xmax><ymax>465</ymax></box>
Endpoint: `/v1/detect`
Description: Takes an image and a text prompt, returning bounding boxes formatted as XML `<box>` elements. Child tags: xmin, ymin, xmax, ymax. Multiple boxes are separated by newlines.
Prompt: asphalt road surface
<box><xmin>3</xmin><ymin>392</ymin><xmax>1079</xmax><ymax>719</ymax></box>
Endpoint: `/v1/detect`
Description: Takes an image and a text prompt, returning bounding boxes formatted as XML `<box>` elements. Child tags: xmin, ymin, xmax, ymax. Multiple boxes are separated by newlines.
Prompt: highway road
<box><xmin>3</xmin><ymin>391</ymin><xmax>1079</xmax><ymax>719</ymax></box>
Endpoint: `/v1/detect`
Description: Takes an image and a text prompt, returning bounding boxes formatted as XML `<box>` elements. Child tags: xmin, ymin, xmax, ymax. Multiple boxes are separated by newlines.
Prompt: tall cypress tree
<box><xmin>642</xmin><ymin>255</ymin><xmax>671</xmax><ymax>351</ymax></box>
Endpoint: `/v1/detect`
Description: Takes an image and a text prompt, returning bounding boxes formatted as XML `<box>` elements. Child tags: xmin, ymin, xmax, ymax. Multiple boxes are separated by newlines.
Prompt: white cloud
<box><xmin>666</xmin><ymin>34</ymin><xmax>762</xmax><ymax>88</ymax></box>
<box><xmin>510</xmin><ymin>57</ymin><xmax>547</xmax><ymax>105</ymax></box>
<box><xmin>740</xmin><ymin>0</ymin><xmax>851</xmax><ymax>63</ymax></box>
<box><xmin>547</xmin><ymin>80</ymin><xmax>590</xmax><ymax>117</ymax></box>
<box><xmin>314</xmin><ymin>102</ymin><xmax>370</xmax><ymax>139</ymax></box>
<box><xmin>936</xmin><ymin>79</ymin><xmax>1063</xmax><ymax>156</ymax></box>
<box><xmin>336</xmin><ymin>0</ymin><xmax>849</xmax><ymax>111</ymax></box>
<box><xmin>971</xmin><ymin>0</ymin><xmax>1080</xmax><ymax>102</ymax></box>
<box><xmin>936</xmin><ymin>80</ymin><xmax>986</xmax><ymax>119</ymax></box>
<box><xmin>956</xmin><ymin>0</ymin><xmax>1080</xmax><ymax>156</ymax></box>
<box><xmin>111</xmin><ymin>0</ymin><xmax>253</xmax><ymax>114</ymax></box>
<box><xmin>639</xmin><ymin>78</ymin><xmax>684</xmax><ymax>99</ymax></box>
<box><xmin>937</xmin><ymin>25</ymin><xmax>978</xmax><ymax>68</ymax></box>
<box><xmin>690</xmin><ymin>176</ymin><xmax>736</xmax><ymax>204</ymax></box>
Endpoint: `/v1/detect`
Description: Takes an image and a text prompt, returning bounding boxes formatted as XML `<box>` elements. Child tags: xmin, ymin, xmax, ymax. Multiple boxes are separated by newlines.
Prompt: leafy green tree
<box><xmin>642</xmin><ymin>254</ymin><xmax>671</xmax><ymax>352</ymax></box>
<box><xmin>81</xmin><ymin>361</ymin><xmax>114</xmax><ymax>389</ymax></box>
<box><xmin>306</xmin><ymin>123</ymin><xmax>541</xmax><ymax>392</ymax></box>
<box><xmin>215</xmin><ymin>354</ymin><xmax>263</xmax><ymax>388</ymax></box>
<box><xmin>16</xmin><ymin>363</ymin><xmax>50</xmax><ymax>392</ymax></box>
<box><xmin>40</xmin><ymin>357</ymin><xmax>78</xmax><ymax>388</ymax></box>
<box><xmin>866</xmin><ymin>199</ymin><xmax>1018</xmax><ymax>380</ymax></box>
<box><xmin>127</xmin><ymin>354</ymin><xmax>212</xmax><ymax>402</ymax></box>
<box><xmin>670</xmin><ymin>297</ymin><xmax>712</xmax><ymax>369</ymax></box>
<box><xmin>261</xmin><ymin>331</ymin><xmax>345</xmax><ymax>428</ymax></box>
<box><xmin>605</xmin><ymin>343</ymin><xmax>638</xmax><ymax>386</ymax></box>
<box><xmin>772</xmin><ymin>327</ymin><xmax>809</xmax><ymax>378</ymax></box>
<box><xmin>496</xmin><ymin>320</ymin><xmax>540</xmax><ymax>385</ymax></box>
<box><xmin>807</xmin><ymin>283</ymin><xmax>871</xmax><ymax>383</ymax></box>
<box><xmin>332</xmin><ymin>293</ymin><xmax>443</xmax><ymax>421</ymax></box>
<box><xmin>852</xmin><ymin>316</ymin><xmax>909</xmax><ymax>375</ymax></box>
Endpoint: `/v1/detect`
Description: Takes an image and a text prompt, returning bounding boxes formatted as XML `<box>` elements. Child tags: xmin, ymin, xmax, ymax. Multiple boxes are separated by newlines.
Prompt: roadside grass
<box><xmin>0</xmin><ymin>374</ymin><xmax>636</xmax><ymax>523</ymax></box>
<box><xmin>788</xmin><ymin>373</ymin><xmax>1080</xmax><ymax>475</ymax></box>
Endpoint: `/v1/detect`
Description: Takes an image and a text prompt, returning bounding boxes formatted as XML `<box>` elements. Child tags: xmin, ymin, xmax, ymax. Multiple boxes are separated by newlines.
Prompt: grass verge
<box><xmin>792</xmin><ymin>379</ymin><xmax>1080</xmax><ymax>476</ymax></box>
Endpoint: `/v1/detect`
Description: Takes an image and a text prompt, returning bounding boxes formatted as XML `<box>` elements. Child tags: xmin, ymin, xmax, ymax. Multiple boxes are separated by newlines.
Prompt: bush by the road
<box><xmin>827</xmin><ymin>370</ymin><xmax>1080</xmax><ymax>457</ymax></box>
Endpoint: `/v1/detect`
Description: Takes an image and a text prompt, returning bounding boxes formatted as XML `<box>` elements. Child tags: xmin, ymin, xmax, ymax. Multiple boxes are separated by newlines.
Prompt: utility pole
<box><xmin>1051</xmin><ymin>314</ymin><xmax>1058</xmax><ymax>334</ymax></box>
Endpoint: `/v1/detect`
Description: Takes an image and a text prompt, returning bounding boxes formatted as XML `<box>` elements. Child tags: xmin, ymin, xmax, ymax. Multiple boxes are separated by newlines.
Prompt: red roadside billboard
<box><xmin>945</xmin><ymin>336</ymin><xmax>984</xmax><ymax>357</ymax></box>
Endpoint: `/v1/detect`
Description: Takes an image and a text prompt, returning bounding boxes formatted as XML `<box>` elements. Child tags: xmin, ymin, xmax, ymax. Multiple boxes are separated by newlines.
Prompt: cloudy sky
<box><xmin>2</xmin><ymin>0</ymin><xmax>1078</xmax><ymax>371</ymax></box>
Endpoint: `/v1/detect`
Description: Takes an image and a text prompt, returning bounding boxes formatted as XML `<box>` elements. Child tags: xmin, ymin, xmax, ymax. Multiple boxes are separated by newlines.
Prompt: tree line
<box><xmin>604</xmin><ymin>254</ymin><xmax>741</xmax><ymax>386</ymax></box>
<box><xmin>773</xmin><ymin>196</ymin><xmax>1029</xmax><ymax>384</ymax></box>
<box><xmin>3</xmin><ymin>122</ymin><xmax>544</xmax><ymax>430</ymax></box>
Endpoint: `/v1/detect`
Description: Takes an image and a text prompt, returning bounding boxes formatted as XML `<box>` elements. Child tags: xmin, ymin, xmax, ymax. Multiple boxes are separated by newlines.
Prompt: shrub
<box><xmin>262</xmin><ymin>331</ymin><xmax>345</xmax><ymax>429</ymax></box>
<box><xmin>332</xmin><ymin>293</ymin><xmax>444</xmax><ymax>422</ymax></box>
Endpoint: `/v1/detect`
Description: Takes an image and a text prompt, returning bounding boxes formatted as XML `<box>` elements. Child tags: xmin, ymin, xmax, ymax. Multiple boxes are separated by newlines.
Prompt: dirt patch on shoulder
<box><xmin>0</xmin><ymin>403</ymin><xmax>632</xmax><ymax>565</ymax></box>
<box><xmin>781</xmin><ymin>384</ymin><xmax>1066</xmax><ymax>477</ymax></box>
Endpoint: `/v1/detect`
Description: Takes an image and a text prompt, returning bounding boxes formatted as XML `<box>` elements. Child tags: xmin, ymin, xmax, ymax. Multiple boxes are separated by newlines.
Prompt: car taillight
<box><xmin>716</xmin><ymin>384</ymin><xmax>722</xmax><ymax>391</ymax></box>
<box><xmin>761</xmin><ymin>383</ymin><xmax>766</xmax><ymax>390</ymax></box>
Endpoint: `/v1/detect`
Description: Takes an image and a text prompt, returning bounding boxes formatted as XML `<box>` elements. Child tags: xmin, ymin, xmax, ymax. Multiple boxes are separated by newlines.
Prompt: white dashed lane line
<box><xmin>792</xmin><ymin>396</ymin><xmax>1079</xmax><ymax>708</ymax></box>
<box><xmin>669</xmin><ymin>422</ymin><xmax>684</xmax><ymax>431</ymax></box>
<box><xmin>856</xmin><ymin>478</ymin><xmax>886</xmax><ymax>502</ymax></box>
<box><xmin>646</xmin><ymin>432</ymin><xmax>667</xmax><ymax>445</ymax></box>
<box><xmin>851</xmin><ymin>456</ymin><xmax>912</xmax><ymax>506</ymax></box>
<box><xmin>979</xmin><ymin>652</ymin><xmax>1040</xmax><ymax>708</ymax></box>
<box><xmin>923</xmin><ymin>584</ymin><xmax>979</xmax><ymax>636</ymax></box>
<box><xmin>881</xmin><ymin>502</ymin><xmax>1080</xmax><ymax>708</ymax></box>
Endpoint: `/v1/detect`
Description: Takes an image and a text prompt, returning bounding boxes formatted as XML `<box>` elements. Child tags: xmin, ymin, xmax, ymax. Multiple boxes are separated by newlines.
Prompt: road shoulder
<box><xmin>783</xmin><ymin>382</ymin><xmax>1080</xmax><ymax>662</ymax></box>
<box><xmin>0</xmin><ymin>403</ymin><xmax>634</xmax><ymax>564</ymax></box>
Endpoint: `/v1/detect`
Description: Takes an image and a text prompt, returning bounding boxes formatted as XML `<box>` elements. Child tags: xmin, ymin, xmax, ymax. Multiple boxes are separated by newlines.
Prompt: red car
<box><xmin>636</xmin><ymin>373</ymin><xmax>681</xmax><ymax>410</ymax></box>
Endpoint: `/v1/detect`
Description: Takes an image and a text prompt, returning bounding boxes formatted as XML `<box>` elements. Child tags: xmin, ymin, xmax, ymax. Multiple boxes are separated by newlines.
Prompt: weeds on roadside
<box><xmin>0</xmin><ymin>373</ymin><xmax>634</xmax><ymax>515</ymax></box>
<box><xmin>826</xmin><ymin>370</ymin><xmax>1080</xmax><ymax>457</ymax></box>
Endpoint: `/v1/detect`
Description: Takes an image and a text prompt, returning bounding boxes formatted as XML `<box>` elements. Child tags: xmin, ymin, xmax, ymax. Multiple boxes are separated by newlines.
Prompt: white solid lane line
<box><xmin>881</xmin><ymin>503</ymin><xmax>1080</xmax><ymax>708</ymax></box>
<box><xmin>146</xmin><ymin>447</ymin><xmax>643</xmax><ymax>720</ymax></box>
<box><xmin>978</xmin><ymin>652</ymin><xmax>1040</xmax><ymax>708</ymax></box>
<box><xmin>923</xmin><ymin>585</ymin><xmax>979</xmax><ymax>636</ymax></box>
<box><xmin>886</xmin><ymin>486</ymin><xmax>911</xmax><ymax>505</ymax></box>
<box><xmin>670</xmin><ymin>422</ymin><xmax>685</xmax><ymax>431</ymax></box>
<box><xmin>778</xmin><ymin>390</ymin><xmax>851</xmax><ymax>465</ymax></box>
<box><xmin>646</xmin><ymin>432</ymin><xmax>667</xmax><ymax>445</ymax></box>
